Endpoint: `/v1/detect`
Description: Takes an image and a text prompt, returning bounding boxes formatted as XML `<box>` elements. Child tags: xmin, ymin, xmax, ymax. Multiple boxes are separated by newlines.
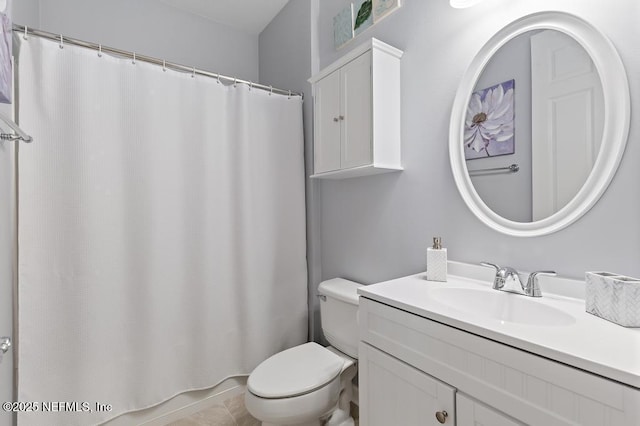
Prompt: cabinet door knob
<box><xmin>435</xmin><ymin>410</ymin><xmax>448</xmax><ymax>424</ymax></box>
<box><xmin>333</xmin><ymin>117</ymin><xmax>339</xmax><ymax>122</ymax></box>
<box><xmin>339</xmin><ymin>115</ymin><xmax>345</xmax><ymax>120</ymax></box>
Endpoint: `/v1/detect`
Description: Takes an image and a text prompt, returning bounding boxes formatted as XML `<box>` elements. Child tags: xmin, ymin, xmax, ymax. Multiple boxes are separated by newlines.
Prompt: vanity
<box><xmin>357</xmin><ymin>262</ymin><xmax>640</xmax><ymax>425</ymax></box>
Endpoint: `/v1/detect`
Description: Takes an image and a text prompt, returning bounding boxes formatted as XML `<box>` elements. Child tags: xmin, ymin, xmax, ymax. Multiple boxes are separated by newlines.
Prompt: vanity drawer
<box><xmin>359</xmin><ymin>297</ymin><xmax>640</xmax><ymax>426</ymax></box>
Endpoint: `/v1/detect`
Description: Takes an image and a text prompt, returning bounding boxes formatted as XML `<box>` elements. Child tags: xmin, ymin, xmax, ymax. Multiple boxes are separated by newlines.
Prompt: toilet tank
<box><xmin>318</xmin><ymin>278</ymin><xmax>363</xmax><ymax>359</ymax></box>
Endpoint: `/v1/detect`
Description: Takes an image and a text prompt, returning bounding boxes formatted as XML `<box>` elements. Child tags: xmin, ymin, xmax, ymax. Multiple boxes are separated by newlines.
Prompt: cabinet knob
<box><xmin>435</xmin><ymin>410</ymin><xmax>448</xmax><ymax>424</ymax></box>
<box><xmin>333</xmin><ymin>117</ymin><xmax>339</xmax><ymax>122</ymax></box>
<box><xmin>339</xmin><ymin>115</ymin><xmax>345</xmax><ymax>120</ymax></box>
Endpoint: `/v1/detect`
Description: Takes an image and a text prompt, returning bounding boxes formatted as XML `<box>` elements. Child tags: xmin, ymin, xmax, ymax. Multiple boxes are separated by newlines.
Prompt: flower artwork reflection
<box><xmin>464</xmin><ymin>79</ymin><xmax>514</xmax><ymax>159</ymax></box>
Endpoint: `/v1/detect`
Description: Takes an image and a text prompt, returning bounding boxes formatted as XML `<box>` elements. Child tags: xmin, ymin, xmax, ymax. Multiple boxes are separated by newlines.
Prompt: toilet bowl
<box><xmin>245</xmin><ymin>278</ymin><xmax>362</xmax><ymax>426</ymax></box>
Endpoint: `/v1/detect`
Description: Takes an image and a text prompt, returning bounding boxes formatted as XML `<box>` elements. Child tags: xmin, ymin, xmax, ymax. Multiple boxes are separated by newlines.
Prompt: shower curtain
<box><xmin>16</xmin><ymin>36</ymin><xmax>307</xmax><ymax>425</ymax></box>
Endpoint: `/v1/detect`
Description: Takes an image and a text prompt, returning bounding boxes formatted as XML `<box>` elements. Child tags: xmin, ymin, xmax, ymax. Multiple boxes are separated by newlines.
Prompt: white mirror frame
<box><xmin>449</xmin><ymin>11</ymin><xmax>630</xmax><ymax>237</ymax></box>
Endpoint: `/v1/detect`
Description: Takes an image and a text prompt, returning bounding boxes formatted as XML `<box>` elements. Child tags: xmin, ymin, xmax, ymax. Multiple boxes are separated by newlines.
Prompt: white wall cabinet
<box><xmin>358</xmin><ymin>297</ymin><xmax>640</xmax><ymax>425</ymax></box>
<box><xmin>309</xmin><ymin>39</ymin><xmax>402</xmax><ymax>179</ymax></box>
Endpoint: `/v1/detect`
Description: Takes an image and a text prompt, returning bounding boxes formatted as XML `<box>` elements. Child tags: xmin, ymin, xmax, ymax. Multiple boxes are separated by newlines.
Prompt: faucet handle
<box><xmin>481</xmin><ymin>262</ymin><xmax>508</xmax><ymax>290</ymax></box>
<box><xmin>480</xmin><ymin>261</ymin><xmax>501</xmax><ymax>272</ymax></box>
<box><xmin>525</xmin><ymin>271</ymin><xmax>556</xmax><ymax>297</ymax></box>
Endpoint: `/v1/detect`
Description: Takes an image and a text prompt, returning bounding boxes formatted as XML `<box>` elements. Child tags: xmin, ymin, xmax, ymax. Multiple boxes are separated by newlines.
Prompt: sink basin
<box><xmin>429</xmin><ymin>287</ymin><xmax>576</xmax><ymax>326</ymax></box>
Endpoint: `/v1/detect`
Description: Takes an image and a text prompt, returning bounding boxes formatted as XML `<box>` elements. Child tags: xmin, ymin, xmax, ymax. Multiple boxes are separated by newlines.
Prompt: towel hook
<box><xmin>59</xmin><ymin>35</ymin><xmax>64</xmax><ymax>49</ymax></box>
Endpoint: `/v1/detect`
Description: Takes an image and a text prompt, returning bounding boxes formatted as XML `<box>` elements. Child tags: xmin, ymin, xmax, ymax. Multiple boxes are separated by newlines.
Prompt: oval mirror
<box><xmin>449</xmin><ymin>11</ymin><xmax>630</xmax><ymax>237</ymax></box>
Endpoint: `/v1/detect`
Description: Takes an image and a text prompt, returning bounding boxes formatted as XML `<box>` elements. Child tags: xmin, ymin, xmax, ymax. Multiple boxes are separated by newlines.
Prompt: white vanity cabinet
<box><xmin>309</xmin><ymin>39</ymin><xmax>402</xmax><ymax>179</ymax></box>
<box><xmin>359</xmin><ymin>343</ymin><xmax>456</xmax><ymax>425</ymax></box>
<box><xmin>457</xmin><ymin>393</ymin><xmax>524</xmax><ymax>426</ymax></box>
<box><xmin>358</xmin><ymin>295</ymin><xmax>640</xmax><ymax>426</ymax></box>
<box><xmin>359</xmin><ymin>342</ymin><xmax>520</xmax><ymax>425</ymax></box>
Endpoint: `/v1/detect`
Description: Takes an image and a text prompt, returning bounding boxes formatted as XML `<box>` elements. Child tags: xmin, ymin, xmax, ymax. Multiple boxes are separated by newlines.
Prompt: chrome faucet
<box><xmin>480</xmin><ymin>262</ymin><xmax>556</xmax><ymax>297</ymax></box>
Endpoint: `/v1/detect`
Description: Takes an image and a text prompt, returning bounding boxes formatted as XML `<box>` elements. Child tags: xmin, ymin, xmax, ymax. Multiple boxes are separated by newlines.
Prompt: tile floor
<box><xmin>168</xmin><ymin>393</ymin><xmax>259</xmax><ymax>426</ymax></box>
<box><xmin>169</xmin><ymin>393</ymin><xmax>359</xmax><ymax>426</ymax></box>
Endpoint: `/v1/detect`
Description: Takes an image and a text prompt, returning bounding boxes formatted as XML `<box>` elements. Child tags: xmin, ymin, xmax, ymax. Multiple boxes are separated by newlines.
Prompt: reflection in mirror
<box><xmin>465</xmin><ymin>30</ymin><xmax>603</xmax><ymax>223</ymax></box>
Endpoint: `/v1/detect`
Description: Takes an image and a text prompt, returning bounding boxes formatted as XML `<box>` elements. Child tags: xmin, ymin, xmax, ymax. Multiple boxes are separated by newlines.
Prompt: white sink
<box><xmin>428</xmin><ymin>287</ymin><xmax>576</xmax><ymax>326</ymax></box>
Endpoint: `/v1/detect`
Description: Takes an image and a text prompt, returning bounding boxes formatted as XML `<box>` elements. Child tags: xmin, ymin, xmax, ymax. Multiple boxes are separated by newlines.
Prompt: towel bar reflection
<box><xmin>468</xmin><ymin>163</ymin><xmax>519</xmax><ymax>176</ymax></box>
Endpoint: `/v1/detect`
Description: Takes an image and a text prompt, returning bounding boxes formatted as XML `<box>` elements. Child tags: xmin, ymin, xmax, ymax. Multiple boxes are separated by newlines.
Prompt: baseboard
<box><xmin>104</xmin><ymin>377</ymin><xmax>247</xmax><ymax>426</ymax></box>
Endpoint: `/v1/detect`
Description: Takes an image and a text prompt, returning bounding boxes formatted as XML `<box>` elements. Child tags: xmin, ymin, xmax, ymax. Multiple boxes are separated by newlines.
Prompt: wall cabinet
<box><xmin>358</xmin><ymin>297</ymin><xmax>640</xmax><ymax>425</ymax></box>
<box><xmin>309</xmin><ymin>39</ymin><xmax>402</xmax><ymax>179</ymax></box>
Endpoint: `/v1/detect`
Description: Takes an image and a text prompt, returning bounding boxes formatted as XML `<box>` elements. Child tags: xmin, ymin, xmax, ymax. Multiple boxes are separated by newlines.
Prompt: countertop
<box><xmin>357</xmin><ymin>261</ymin><xmax>640</xmax><ymax>389</ymax></box>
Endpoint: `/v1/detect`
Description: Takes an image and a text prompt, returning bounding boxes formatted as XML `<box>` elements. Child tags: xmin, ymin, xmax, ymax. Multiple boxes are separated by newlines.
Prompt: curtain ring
<box><xmin>288</xmin><ymin>90</ymin><xmax>292</xmax><ymax>99</ymax></box>
<box><xmin>98</xmin><ymin>44</ymin><xmax>102</xmax><ymax>58</ymax></box>
<box><xmin>249</xmin><ymin>81</ymin><xmax>253</xmax><ymax>91</ymax></box>
<box><xmin>23</xmin><ymin>26</ymin><xmax>28</xmax><ymax>40</ymax></box>
<box><xmin>191</xmin><ymin>67</ymin><xmax>195</xmax><ymax>78</ymax></box>
<box><xmin>59</xmin><ymin>35</ymin><xmax>64</xmax><ymax>49</ymax></box>
<box><xmin>233</xmin><ymin>78</ymin><xmax>237</xmax><ymax>88</ymax></box>
<box><xmin>217</xmin><ymin>74</ymin><xmax>221</xmax><ymax>84</ymax></box>
<box><xmin>269</xmin><ymin>85</ymin><xmax>273</xmax><ymax>96</ymax></box>
<box><xmin>132</xmin><ymin>52</ymin><xmax>136</xmax><ymax>65</ymax></box>
<box><xmin>162</xmin><ymin>60</ymin><xmax>166</xmax><ymax>72</ymax></box>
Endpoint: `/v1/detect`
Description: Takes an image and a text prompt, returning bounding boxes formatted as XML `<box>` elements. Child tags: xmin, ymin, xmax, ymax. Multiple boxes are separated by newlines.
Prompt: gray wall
<box><xmin>313</xmin><ymin>0</ymin><xmax>640</xmax><ymax>285</ymax></box>
<box><xmin>13</xmin><ymin>0</ymin><xmax>259</xmax><ymax>81</ymax></box>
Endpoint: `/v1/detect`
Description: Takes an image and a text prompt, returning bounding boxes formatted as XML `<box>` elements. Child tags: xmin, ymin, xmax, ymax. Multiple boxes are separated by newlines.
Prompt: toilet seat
<box><xmin>248</xmin><ymin>342</ymin><xmax>345</xmax><ymax>398</ymax></box>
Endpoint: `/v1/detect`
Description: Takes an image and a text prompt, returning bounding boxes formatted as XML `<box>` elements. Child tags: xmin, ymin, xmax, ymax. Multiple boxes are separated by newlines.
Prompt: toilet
<box><xmin>245</xmin><ymin>278</ymin><xmax>362</xmax><ymax>426</ymax></box>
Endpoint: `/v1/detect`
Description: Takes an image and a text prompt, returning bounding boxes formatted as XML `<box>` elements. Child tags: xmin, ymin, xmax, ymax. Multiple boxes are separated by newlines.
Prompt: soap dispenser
<box><xmin>426</xmin><ymin>237</ymin><xmax>447</xmax><ymax>282</ymax></box>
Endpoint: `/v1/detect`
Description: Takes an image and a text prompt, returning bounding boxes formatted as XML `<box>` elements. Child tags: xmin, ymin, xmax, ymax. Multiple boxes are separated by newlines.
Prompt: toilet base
<box><xmin>326</xmin><ymin>408</ymin><xmax>354</xmax><ymax>426</ymax></box>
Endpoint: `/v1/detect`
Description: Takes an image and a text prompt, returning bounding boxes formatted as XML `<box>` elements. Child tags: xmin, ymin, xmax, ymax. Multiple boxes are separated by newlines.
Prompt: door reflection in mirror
<box><xmin>466</xmin><ymin>30</ymin><xmax>603</xmax><ymax>223</ymax></box>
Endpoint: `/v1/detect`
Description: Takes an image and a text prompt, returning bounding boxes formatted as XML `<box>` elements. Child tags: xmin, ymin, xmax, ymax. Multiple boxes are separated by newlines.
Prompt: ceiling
<box><xmin>159</xmin><ymin>0</ymin><xmax>291</xmax><ymax>35</ymax></box>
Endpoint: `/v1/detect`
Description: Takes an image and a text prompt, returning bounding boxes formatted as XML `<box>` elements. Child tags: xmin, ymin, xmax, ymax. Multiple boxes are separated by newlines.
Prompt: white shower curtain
<box><xmin>16</xmin><ymin>36</ymin><xmax>307</xmax><ymax>425</ymax></box>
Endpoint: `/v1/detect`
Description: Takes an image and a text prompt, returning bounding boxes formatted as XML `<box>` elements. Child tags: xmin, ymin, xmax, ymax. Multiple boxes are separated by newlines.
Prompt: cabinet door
<box><xmin>457</xmin><ymin>393</ymin><xmax>525</xmax><ymax>426</ymax></box>
<box><xmin>341</xmin><ymin>51</ymin><xmax>372</xmax><ymax>169</ymax></box>
<box><xmin>359</xmin><ymin>343</ymin><xmax>456</xmax><ymax>426</ymax></box>
<box><xmin>314</xmin><ymin>69</ymin><xmax>341</xmax><ymax>173</ymax></box>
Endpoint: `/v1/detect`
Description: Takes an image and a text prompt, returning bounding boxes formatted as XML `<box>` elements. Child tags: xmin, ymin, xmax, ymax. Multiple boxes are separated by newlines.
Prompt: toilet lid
<box><xmin>248</xmin><ymin>342</ymin><xmax>345</xmax><ymax>398</ymax></box>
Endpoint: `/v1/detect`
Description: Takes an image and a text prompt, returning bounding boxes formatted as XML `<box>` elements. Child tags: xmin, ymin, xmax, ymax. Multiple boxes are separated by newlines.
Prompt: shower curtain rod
<box><xmin>13</xmin><ymin>24</ymin><xmax>303</xmax><ymax>99</ymax></box>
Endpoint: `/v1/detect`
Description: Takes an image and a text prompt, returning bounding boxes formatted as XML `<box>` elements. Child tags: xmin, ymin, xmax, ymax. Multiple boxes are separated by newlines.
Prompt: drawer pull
<box><xmin>435</xmin><ymin>410</ymin><xmax>448</xmax><ymax>423</ymax></box>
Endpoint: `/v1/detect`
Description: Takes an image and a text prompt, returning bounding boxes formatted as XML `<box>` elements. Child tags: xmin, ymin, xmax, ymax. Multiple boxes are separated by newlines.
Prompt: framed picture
<box><xmin>353</xmin><ymin>0</ymin><xmax>373</xmax><ymax>36</ymax></box>
<box><xmin>373</xmin><ymin>0</ymin><xmax>402</xmax><ymax>23</ymax></box>
<box><xmin>333</xmin><ymin>4</ymin><xmax>354</xmax><ymax>49</ymax></box>
<box><xmin>464</xmin><ymin>79</ymin><xmax>515</xmax><ymax>160</ymax></box>
<box><xmin>335</xmin><ymin>0</ymin><xmax>402</xmax><ymax>50</ymax></box>
<box><xmin>0</xmin><ymin>0</ymin><xmax>11</xmax><ymax>104</ymax></box>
